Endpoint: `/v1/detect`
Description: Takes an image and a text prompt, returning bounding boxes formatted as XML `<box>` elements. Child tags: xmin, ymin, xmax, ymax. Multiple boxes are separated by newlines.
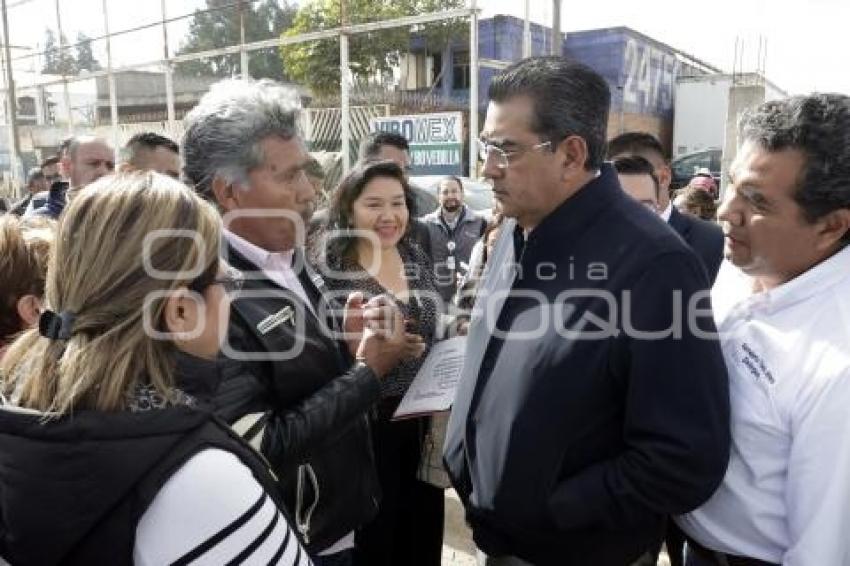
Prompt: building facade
<box><xmin>404</xmin><ymin>16</ymin><xmax>721</xmax><ymax>154</ymax></box>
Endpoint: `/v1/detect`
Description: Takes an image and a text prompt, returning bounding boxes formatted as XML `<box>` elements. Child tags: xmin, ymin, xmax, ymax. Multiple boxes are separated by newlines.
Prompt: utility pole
<box><xmin>468</xmin><ymin>0</ymin><xmax>479</xmax><ymax>178</ymax></box>
<box><xmin>161</xmin><ymin>0</ymin><xmax>176</xmax><ymax>131</ymax></box>
<box><xmin>55</xmin><ymin>0</ymin><xmax>73</xmax><ymax>132</ymax></box>
<box><xmin>551</xmin><ymin>0</ymin><xmax>561</xmax><ymax>55</ymax></box>
<box><xmin>1</xmin><ymin>0</ymin><xmax>21</xmax><ymax>192</ymax></box>
<box><xmin>522</xmin><ymin>0</ymin><xmax>531</xmax><ymax>58</ymax></box>
<box><xmin>239</xmin><ymin>0</ymin><xmax>249</xmax><ymax>78</ymax></box>
<box><xmin>103</xmin><ymin>0</ymin><xmax>119</xmax><ymax>164</ymax></box>
<box><xmin>340</xmin><ymin>0</ymin><xmax>351</xmax><ymax>173</ymax></box>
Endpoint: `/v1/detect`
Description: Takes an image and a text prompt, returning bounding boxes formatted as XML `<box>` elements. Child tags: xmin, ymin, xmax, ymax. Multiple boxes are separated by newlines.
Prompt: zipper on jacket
<box><xmin>295</xmin><ymin>463</ymin><xmax>320</xmax><ymax>545</ymax></box>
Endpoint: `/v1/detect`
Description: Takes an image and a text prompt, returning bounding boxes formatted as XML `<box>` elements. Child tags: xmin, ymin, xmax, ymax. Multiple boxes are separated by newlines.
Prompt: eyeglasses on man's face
<box><xmin>189</xmin><ymin>266</ymin><xmax>244</xmax><ymax>295</ymax></box>
<box><xmin>213</xmin><ymin>268</ymin><xmax>244</xmax><ymax>294</ymax></box>
<box><xmin>477</xmin><ymin>139</ymin><xmax>552</xmax><ymax>170</ymax></box>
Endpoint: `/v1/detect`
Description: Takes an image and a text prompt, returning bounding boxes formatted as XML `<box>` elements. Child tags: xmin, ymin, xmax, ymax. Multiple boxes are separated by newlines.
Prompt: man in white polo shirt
<box><xmin>676</xmin><ymin>94</ymin><xmax>850</xmax><ymax>566</ymax></box>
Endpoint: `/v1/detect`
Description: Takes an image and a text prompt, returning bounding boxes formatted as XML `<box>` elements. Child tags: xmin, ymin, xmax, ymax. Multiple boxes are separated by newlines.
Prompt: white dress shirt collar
<box><xmin>760</xmin><ymin>245</ymin><xmax>850</xmax><ymax>311</ymax></box>
<box><xmin>224</xmin><ymin>229</ymin><xmax>312</xmax><ymax>311</ymax></box>
<box><xmin>715</xmin><ymin>245</ymin><xmax>850</xmax><ymax>319</ymax></box>
<box><xmin>660</xmin><ymin>202</ymin><xmax>673</xmax><ymax>223</ymax></box>
<box><xmin>224</xmin><ymin>229</ymin><xmax>294</xmax><ymax>271</ymax></box>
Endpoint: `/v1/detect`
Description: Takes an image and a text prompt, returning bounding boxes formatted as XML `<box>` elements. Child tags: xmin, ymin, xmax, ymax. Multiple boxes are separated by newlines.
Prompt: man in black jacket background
<box><xmin>443</xmin><ymin>57</ymin><xmax>730</xmax><ymax>566</ymax></box>
<box><xmin>182</xmin><ymin>77</ymin><xmax>417</xmax><ymax>565</ymax></box>
<box><xmin>607</xmin><ymin>132</ymin><xmax>724</xmax><ymax>283</ymax></box>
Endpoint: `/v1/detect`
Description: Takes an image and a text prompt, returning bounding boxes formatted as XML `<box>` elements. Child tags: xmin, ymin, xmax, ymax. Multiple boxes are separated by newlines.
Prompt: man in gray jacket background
<box><xmin>422</xmin><ymin>175</ymin><xmax>487</xmax><ymax>304</ymax></box>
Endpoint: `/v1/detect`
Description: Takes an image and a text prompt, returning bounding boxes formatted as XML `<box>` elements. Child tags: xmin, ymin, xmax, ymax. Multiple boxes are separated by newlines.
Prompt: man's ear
<box><xmin>557</xmin><ymin>135</ymin><xmax>590</xmax><ymax>178</ymax></box>
<box><xmin>815</xmin><ymin>208</ymin><xmax>850</xmax><ymax>252</ymax></box>
<box><xmin>211</xmin><ymin>176</ymin><xmax>240</xmax><ymax>213</ymax></box>
<box><xmin>655</xmin><ymin>163</ymin><xmax>673</xmax><ymax>192</ymax></box>
<box><xmin>60</xmin><ymin>156</ymin><xmax>72</xmax><ymax>178</ymax></box>
<box><xmin>16</xmin><ymin>295</ymin><xmax>43</xmax><ymax>329</ymax></box>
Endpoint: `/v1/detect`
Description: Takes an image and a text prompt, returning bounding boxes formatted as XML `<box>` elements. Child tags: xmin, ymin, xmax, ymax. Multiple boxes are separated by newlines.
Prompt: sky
<box><xmin>4</xmin><ymin>0</ymin><xmax>849</xmax><ymax>96</ymax></box>
<box><xmin>482</xmin><ymin>0</ymin><xmax>850</xmax><ymax>96</ymax></box>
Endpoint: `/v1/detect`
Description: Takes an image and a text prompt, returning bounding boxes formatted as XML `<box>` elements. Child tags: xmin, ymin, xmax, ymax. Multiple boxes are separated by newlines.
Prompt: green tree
<box><xmin>75</xmin><ymin>32</ymin><xmax>102</xmax><ymax>73</ymax></box>
<box><xmin>410</xmin><ymin>0</ymin><xmax>469</xmax><ymax>54</ymax></box>
<box><xmin>280</xmin><ymin>0</ymin><xmax>466</xmax><ymax>96</ymax></box>
<box><xmin>41</xmin><ymin>29</ymin><xmax>77</xmax><ymax>76</ymax></box>
<box><xmin>175</xmin><ymin>0</ymin><xmax>296</xmax><ymax>81</ymax></box>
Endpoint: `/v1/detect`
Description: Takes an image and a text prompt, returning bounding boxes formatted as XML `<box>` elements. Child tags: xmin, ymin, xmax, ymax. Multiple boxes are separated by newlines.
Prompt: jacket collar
<box><xmin>224</xmin><ymin>229</ymin><xmax>296</xmax><ymax>271</ymax></box>
<box><xmin>523</xmin><ymin>163</ymin><xmax>621</xmax><ymax>250</ymax></box>
<box><xmin>667</xmin><ymin>206</ymin><xmax>692</xmax><ymax>237</ymax></box>
<box><xmin>224</xmin><ymin>239</ymin><xmax>288</xmax><ymax>291</ymax></box>
<box><xmin>441</xmin><ymin>204</ymin><xmax>474</xmax><ymax>224</ymax></box>
<box><xmin>173</xmin><ymin>351</ymin><xmax>225</xmax><ymax>402</ymax></box>
<box><xmin>223</xmin><ymin>239</ymin><xmax>328</xmax><ymax>326</ymax></box>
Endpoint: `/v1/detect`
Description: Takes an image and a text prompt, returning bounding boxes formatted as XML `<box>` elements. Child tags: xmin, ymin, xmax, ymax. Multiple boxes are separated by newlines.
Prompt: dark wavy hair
<box><xmin>322</xmin><ymin>160</ymin><xmax>415</xmax><ymax>262</ymax></box>
<box><xmin>489</xmin><ymin>56</ymin><xmax>611</xmax><ymax>170</ymax></box>
<box><xmin>612</xmin><ymin>155</ymin><xmax>661</xmax><ymax>199</ymax></box>
<box><xmin>740</xmin><ymin>94</ymin><xmax>850</xmax><ymax>245</ymax></box>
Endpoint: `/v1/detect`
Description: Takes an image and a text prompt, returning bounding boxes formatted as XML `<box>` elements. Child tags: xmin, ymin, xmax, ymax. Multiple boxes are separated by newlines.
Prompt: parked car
<box><xmin>409</xmin><ymin>175</ymin><xmax>494</xmax><ymax>215</ymax></box>
<box><xmin>307</xmin><ymin>151</ymin><xmax>441</xmax><ymax>216</ymax></box>
<box><xmin>670</xmin><ymin>149</ymin><xmax>721</xmax><ymax>191</ymax></box>
<box><xmin>408</xmin><ymin>183</ymin><xmax>440</xmax><ymax>216</ymax></box>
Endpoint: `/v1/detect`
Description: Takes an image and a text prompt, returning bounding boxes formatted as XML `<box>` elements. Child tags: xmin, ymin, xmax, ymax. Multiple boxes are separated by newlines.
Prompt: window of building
<box><xmin>431</xmin><ymin>52</ymin><xmax>443</xmax><ymax>88</ymax></box>
<box><xmin>17</xmin><ymin>96</ymin><xmax>36</xmax><ymax>117</ymax></box>
<box><xmin>453</xmin><ymin>51</ymin><xmax>470</xmax><ymax>90</ymax></box>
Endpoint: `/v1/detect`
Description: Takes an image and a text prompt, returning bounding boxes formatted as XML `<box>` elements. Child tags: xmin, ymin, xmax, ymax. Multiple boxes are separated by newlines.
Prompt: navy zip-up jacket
<box><xmin>444</xmin><ymin>164</ymin><xmax>730</xmax><ymax>565</ymax></box>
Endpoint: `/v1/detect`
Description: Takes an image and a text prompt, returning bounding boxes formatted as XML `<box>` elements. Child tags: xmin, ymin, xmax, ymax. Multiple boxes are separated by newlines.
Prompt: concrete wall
<box><xmin>566</xmin><ymin>27</ymin><xmax>681</xmax><ymax>120</ymax></box>
<box><xmin>672</xmin><ymin>77</ymin><xmax>731</xmax><ymax>157</ymax></box>
<box><xmin>607</xmin><ymin>112</ymin><xmax>672</xmax><ymax>152</ymax></box>
<box><xmin>721</xmin><ymin>84</ymin><xmax>768</xmax><ymax>196</ymax></box>
<box><xmin>478</xmin><ymin>15</ymin><xmax>552</xmax><ymax>63</ymax></box>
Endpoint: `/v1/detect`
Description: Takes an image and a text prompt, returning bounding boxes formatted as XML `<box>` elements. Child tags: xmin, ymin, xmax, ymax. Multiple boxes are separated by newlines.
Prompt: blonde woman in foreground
<box><xmin>0</xmin><ymin>173</ymin><xmax>311</xmax><ymax>566</ymax></box>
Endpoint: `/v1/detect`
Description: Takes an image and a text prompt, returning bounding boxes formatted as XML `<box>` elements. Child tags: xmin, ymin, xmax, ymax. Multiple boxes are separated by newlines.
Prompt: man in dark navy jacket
<box><xmin>608</xmin><ymin>132</ymin><xmax>724</xmax><ymax>283</ymax></box>
<box><xmin>443</xmin><ymin>57</ymin><xmax>730</xmax><ymax>566</ymax></box>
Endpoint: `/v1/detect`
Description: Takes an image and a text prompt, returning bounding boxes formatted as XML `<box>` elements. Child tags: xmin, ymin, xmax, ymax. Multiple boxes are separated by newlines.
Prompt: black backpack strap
<box><xmin>231</xmin><ymin>411</ymin><xmax>272</xmax><ymax>452</ymax></box>
<box><xmin>131</xmin><ymin>415</ymin><xmax>296</xmax><ymax>543</ymax></box>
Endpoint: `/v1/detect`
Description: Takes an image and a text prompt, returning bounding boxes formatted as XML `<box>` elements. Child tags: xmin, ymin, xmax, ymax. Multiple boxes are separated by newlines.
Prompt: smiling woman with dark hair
<box><xmin>311</xmin><ymin>159</ymin><xmax>445</xmax><ymax>566</ymax></box>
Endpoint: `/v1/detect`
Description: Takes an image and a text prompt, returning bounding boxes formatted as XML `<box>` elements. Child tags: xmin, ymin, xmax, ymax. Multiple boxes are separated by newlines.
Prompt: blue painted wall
<box><xmin>411</xmin><ymin>16</ymin><xmax>689</xmax><ymax>118</ymax></box>
<box><xmin>566</xmin><ymin>28</ymin><xmax>680</xmax><ymax>119</ymax></box>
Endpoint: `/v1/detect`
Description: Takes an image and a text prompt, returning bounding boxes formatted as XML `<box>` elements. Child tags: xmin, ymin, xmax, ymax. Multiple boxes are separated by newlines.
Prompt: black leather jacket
<box><xmin>215</xmin><ymin>244</ymin><xmax>381</xmax><ymax>553</ymax></box>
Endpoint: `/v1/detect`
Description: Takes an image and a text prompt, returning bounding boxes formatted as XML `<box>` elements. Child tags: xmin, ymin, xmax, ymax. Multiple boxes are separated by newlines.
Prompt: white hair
<box><xmin>181</xmin><ymin>78</ymin><xmax>302</xmax><ymax>199</ymax></box>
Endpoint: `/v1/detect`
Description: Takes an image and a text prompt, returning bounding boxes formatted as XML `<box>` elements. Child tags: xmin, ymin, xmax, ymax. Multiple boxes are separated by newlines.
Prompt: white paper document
<box><xmin>393</xmin><ymin>336</ymin><xmax>467</xmax><ymax>420</ymax></box>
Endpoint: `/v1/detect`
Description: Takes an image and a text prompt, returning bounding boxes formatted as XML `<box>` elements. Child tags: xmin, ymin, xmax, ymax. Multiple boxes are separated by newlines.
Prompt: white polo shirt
<box><xmin>676</xmin><ymin>245</ymin><xmax>850</xmax><ymax>565</ymax></box>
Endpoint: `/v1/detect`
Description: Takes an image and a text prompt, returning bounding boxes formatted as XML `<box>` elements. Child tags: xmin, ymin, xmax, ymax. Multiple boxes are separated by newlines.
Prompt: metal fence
<box><xmin>0</xmin><ymin>0</ymin><xmax>481</xmax><ymax>198</ymax></box>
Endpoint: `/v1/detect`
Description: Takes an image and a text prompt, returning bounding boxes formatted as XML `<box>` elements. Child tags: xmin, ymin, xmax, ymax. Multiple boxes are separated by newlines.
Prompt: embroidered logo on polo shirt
<box><xmin>257</xmin><ymin>306</ymin><xmax>295</xmax><ymax>335</ymax></box>
<box><xmin>739</xmin><ymin>342</ymin><xmax>776</xmax><ymax>385</ymax></box>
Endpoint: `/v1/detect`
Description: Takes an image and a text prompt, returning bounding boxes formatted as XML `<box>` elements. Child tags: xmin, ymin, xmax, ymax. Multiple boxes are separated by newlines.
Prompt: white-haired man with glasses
<box><xmin>444</xmin><ymin>56</ymin><xmax>730</xmax><ymax>566</ymax></box>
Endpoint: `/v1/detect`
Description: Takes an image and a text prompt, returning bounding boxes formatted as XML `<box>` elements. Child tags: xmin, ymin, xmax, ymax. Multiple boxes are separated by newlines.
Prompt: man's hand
<box><xmin>356</xmin><ymin>295</ymin><xmax>425</xmax><ymax>378</ymax></box>
<box><xmin>342</xmin><ymin>291</ymin><xmax>366</xmax><ymax>358</ymax></box>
